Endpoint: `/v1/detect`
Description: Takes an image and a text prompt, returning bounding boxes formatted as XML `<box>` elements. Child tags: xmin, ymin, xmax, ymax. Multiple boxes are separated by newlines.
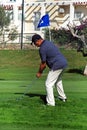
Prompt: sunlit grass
<box><xmin>0</xmin><ymin>50</ymin><xmax>87</xmax><ymax>130</ymax></box>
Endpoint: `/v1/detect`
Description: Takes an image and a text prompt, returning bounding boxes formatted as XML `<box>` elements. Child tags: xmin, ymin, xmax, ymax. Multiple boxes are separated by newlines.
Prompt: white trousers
<box><xmin>45</xmin><ymin>69</ymin><xmax>66</xmax><ymax>106</ymax></box>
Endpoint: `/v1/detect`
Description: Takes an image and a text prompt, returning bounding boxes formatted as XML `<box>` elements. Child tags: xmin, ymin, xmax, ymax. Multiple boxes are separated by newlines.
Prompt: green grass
<box><xmin>0</xmin><ymin>49</ymin><xmax>87</xmax><ymax>130</ymax></box>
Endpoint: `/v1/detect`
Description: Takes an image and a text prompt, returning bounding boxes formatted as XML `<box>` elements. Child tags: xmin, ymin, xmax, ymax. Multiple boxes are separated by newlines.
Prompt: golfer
<box><xmin>31</xmin><ymin>34</ymin><xmax>68</xmax><ymax>106</ymax></box>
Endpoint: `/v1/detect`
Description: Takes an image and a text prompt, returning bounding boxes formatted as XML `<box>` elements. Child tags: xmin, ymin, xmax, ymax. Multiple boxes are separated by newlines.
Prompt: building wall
<box><xmin>0</xmin><ymin>0</ymin><xmax>87</xmax><ymax>42</ymax></box>
<box><xmin>24</xmin><ymin>0</ymin><xmax>87</xmax><ymax>36</ymax></box>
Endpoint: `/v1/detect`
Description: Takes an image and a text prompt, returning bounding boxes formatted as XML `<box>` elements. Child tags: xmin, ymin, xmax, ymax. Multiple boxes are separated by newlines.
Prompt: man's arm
<box><xmin>36</xmin><ymin>62</ymin><xmax>46</xmax><ymax>78</ymax></box>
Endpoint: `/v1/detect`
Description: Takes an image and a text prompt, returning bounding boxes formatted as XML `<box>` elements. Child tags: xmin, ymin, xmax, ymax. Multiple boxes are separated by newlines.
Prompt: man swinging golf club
<box><xmin>31</xmin><ymin>34</ymin><xmax>68</xmax><ymax>106</ymax></box>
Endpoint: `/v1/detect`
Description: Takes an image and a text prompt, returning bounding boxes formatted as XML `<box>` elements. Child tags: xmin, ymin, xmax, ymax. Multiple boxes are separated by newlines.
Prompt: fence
<box><xmin>0</xmin><ymin>33</ymin><xmax>37</xmax><ymax>50</ymax></box>
<box><xmin>0</xmin><ymin>33</ymin><xmax>35</xmax><ymax>44</ymax></box>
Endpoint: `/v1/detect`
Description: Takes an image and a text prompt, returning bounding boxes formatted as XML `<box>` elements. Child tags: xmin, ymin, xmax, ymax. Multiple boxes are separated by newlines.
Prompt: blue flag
<box><xmin>37</xmin><ymin>14</ymin><xmax>50</xmax><ymax>28</ymax></box>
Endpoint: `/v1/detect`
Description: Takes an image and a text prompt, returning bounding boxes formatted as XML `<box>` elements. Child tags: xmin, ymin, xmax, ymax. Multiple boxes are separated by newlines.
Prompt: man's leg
<box><xmin>56</xmin><ymin>79</ymin><xmax>67</xmax><ymax>101</ymax></box>
<box><xmin>55</xmin><ymin>69</ymin><xmax>67</xmax><ymax>101</ymax></box>
<box><xmin>45</xmin><ymin>69</ymin><xmax>64</xmax><ymax>106</ymax></box>
<box><xmin>45</xmin><ymin>70</ymin><xmax>56</xmax><ymax>106</ymax></box>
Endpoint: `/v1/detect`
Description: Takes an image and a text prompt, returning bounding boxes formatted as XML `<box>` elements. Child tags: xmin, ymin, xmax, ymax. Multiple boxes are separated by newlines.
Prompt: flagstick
<box><xmin>48</xmin><ymin>27</ymin><xmax>51</xmax><ymax>41</ymax></box>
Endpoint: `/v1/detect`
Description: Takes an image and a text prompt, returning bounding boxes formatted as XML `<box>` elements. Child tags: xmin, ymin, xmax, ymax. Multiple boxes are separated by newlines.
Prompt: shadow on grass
<box><xmin>0</xmin><ymin>79</ymin><xmax>5</xmax><ymax>80</ymax></box>
<box><xmin>26</xmin><ymin>93</ymin><xmax>47</xmax><ymax>104</ymax></box>
<box><xmin>15</xmin><ymin>92</ymin><xmax>47</xmax><ymax>104</ymax></box>
<box><xmin>67</xmin><ymin>68</ymin><xmax>83</xmax><ymax>75</ymax></box>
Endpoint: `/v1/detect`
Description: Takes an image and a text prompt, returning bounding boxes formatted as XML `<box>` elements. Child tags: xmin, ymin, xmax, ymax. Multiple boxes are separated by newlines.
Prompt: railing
<box><xmin>0</xmin><ymin>33</ymin><xmax>36</xmax><ymax>44</ymax></box>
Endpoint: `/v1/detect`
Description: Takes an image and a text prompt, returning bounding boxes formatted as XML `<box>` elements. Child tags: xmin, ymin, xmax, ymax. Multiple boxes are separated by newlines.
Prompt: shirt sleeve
<box><xmin>39</xmin><ymin>48</ymin><xmax>46</xmax><ymax>62</ymax></box>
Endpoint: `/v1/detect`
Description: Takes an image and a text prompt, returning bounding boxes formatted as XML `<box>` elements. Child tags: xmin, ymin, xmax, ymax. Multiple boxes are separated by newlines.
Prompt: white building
<box><xmin>0</xmin><ymin>0</ymin><xmax>87</xmax><ymax>42</ymax></box>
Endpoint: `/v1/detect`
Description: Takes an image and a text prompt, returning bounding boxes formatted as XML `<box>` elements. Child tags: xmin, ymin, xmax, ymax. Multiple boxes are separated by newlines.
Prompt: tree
<box><xmin>67</xmin><ymin>20</ymin><xmax>87</xmax><ymax>75</ymax></box>
<box><xmin>0</xmin><ymin>6</ymin><xmax>18</xmax><ymax>45</ymax></box>
<box><xmin>0</xmin><ymin>6</ymin><xmax>10</xmax><ymax>45</ymax></box>
<box><xmin>0</xmin><ymin>6</ymin><xmax>10</xmax><ymax>30</ymax></box>
<box><xmin>67</xmin><ymin>22</ymin><xmax>87</xmax><ymax>53</ymax></box>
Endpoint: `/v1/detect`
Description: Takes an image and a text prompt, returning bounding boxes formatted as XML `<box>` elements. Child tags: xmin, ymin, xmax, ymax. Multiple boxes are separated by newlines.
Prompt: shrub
<box><xmin>8</xmin><ymin>28</ymin><xmax>18</xmax><ymax>41</ymax></box>
<box><xmin>45</xmin><ymin>28</ymin><xmax>73</xmax><ymax>46</ymax></box>
<box><xmin>45</xmin><ymin>21</ymin><xmax>87</xmax><ymax>49</ymax></box>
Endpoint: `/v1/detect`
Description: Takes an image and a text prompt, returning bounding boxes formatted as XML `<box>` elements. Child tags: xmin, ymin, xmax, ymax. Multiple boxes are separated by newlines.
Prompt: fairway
<box><xmin>0</xmin><ymin>79</ymin><xmax>87</xmax><ymax>130</ymax></box>
<box><xmin>0</xmin><ymin>50</ymin><xmax>87</xmax><ymax>130</ymax></box>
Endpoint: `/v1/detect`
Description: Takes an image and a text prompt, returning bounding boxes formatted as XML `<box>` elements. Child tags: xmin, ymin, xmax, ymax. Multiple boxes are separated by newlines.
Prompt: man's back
<box><xmin>39</xmin><ymin>40</ymin><xmax>68</xmax><ymax>70</ymax></box>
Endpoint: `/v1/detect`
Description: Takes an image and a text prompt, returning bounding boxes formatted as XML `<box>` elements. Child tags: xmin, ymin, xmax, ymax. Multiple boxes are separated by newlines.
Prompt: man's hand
<box><xmin>36</xmin><ymin>62</ymin><xmax>46</xmax><ymax>78</ymax></box>
<box><xmin>36</xmin><ymin>72</ymin><xmax>42</xmax><ymax>78</ymax></box>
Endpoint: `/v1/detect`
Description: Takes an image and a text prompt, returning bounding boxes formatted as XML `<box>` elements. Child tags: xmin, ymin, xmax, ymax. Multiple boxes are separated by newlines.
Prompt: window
<box><xmin>10</xmin><ymin>0</ymin><xmax>16</xmax><ymax>2</ymax></box>
<box><xmin>5</xmin><ymin>10</ymin><xmax>13</xmax><ymax>20</ymax></box>
<box><xmin>34</xmin><ymin>12</ymin><xmax>41</xmax><ymax>31</ymax></box>
<box><xmin>74</xmin><ymin>12</ymin><xmax>81</xmax><ymax>19</ymax></box>
<box><xmin>9</xmin><ymin>10</ymin><xmax>13</xmax><ymax>20</ymax></box>
<box><xmin>36</xmin><ymin>0</ymin><xmax>45</xmax><ymax>1</ymax></box>
<box><xmin>18</xmin><ymin>10</ymin><xmax>22</xmax><ymax>20</ymax></box>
